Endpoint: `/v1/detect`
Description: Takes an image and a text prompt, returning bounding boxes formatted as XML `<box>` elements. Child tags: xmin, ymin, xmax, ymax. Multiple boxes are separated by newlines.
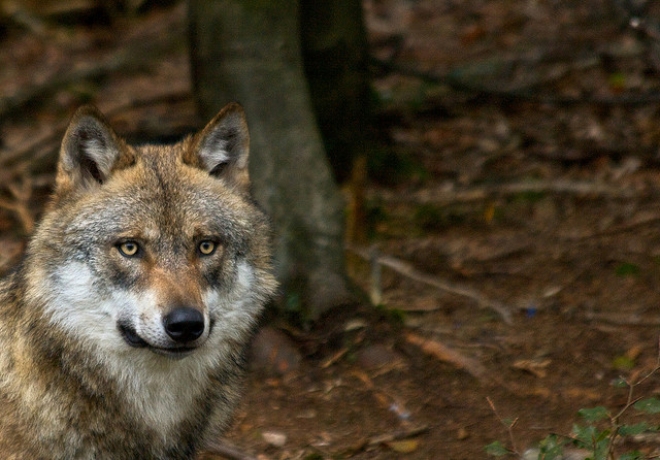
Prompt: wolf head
<box><xmin>26</xmin><ymin>104</ymin><xmax>277</xmax><ymax>362</ymax></box>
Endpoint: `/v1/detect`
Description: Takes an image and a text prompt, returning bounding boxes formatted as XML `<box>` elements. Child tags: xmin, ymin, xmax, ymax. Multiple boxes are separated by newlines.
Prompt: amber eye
<box><xmin>198</xmin><ymin>240</ymin><xmax>216</xmax><ymax>256</ymax></box>
<box><xmin>117</xmin><ymin>241</ymin><xmax>140</xmax><ymax>257</ymax></box>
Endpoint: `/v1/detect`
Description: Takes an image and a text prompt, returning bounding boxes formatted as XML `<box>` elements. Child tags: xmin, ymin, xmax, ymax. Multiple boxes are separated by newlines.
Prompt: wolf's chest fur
<box><xmin>0</xmin><ymin>104</ymin><xmax>277</xmax><ymax>459</ymax></box>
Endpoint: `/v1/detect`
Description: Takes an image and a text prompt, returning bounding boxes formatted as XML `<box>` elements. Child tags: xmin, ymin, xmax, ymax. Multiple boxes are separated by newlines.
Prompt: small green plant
<box><xmin>510</xmin><ymin>190</ymin><xmax>546</xmax><ymax>204</ymax></box>
<box><xmin>367</xmin><ymin>147</ymin><xmax>428</xmax><ymax>186</ymax></box>
<box><xmin>374</xmin><ymin>303</ymin><xmax>406</xmax><ymax>327</ymax></box>
<box><xmin>615</xmin><ymin>262</ymin><xmax>641</xmax><ymax>277</ymax></box>
<box><xmin>413</xmin><ymin>203</ymin><xmax>469</xmax><ymax>232</ymax></box>
<box><xmin>486</xmin><ymin>346</ymin><xmax>660</xmax><ymax>459</ymax></box>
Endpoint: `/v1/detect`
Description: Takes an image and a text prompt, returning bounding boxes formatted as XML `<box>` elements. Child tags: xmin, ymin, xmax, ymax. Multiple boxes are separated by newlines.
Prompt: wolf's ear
<box><xmin>187</xmin><ymin>102</ymin><xmax>250</xmax><ymax>191</ymax></box>
<box><xmin>56</xmin><ymin>106</ymin><xmax>130</xmax><ymax>194</ymax></box>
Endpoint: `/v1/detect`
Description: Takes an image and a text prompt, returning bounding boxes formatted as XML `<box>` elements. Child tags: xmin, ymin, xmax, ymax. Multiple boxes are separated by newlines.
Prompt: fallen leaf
<box><xmin>405</xmin><ymin>332</ymin><xmax>488</xmax><ymax>380</ymax></box>
<box><xmin>262</xmin><ymin>431</ymin><xmax>287</xmax><ymax>448</ymax></box>
<box><xmin>512</xmin><ymin>358</ymin><xmax>551</xmax><ymax>378</ymax></box>
<box><xmin>457</xmin><ymin>427</ymin><xmax>469</xmax><ymax>440</ymax></box>
<box><xmin>626</xmin><ymin>344</ymin><xmax>644</xmax><ymax>360</ymax></box>
<box><xmin>564</xmin><ymin>388</ymin><xmax>602</xmax><ymax>401</ymax></box>
<box><xmin>387</xmin><ymin>439</ymin><xmax>419</xmax><ymax>453</ymax></box>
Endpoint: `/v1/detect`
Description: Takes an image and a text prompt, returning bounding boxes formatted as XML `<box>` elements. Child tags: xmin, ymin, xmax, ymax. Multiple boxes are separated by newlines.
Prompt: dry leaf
<box><xmin>405</xmin><ymin>333</ymin><xmax>487</xmax><ymax>380</ymax></box>
<box><xmin>512</xmin><ymin>358</ymin><xmax>552</xmax><ymax>378</ymax></box>
<box><xmin>387</xmin><ymin>439</ymin><xmax>419</xmax><ymax>453</ymax></box>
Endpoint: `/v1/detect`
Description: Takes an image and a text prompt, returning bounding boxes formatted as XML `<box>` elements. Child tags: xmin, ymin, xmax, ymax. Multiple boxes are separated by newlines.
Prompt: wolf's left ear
<box><xmin>57</xmin><ymin>105</ymin><xmax>132</xmax><ymax>195</ymax></box>
<box><xmin>187</xmin><ymin>102</ymin><xmax>250</xmax><ymax>191</ymax></box>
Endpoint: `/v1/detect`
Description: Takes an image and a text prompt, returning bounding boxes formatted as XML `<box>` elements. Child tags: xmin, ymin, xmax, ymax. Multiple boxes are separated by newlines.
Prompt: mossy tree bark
<box><xmin>189</xmin><ymin>0</ymin><xmax>354</xmax><ymax>321</ymax></box>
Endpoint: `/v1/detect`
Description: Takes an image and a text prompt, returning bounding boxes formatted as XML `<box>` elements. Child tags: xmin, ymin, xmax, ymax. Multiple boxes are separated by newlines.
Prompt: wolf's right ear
<box><xmin>56</xmin><ymin>106</ymin><xmax>132</xmax><ymax>194</ymax></box>
<box><xmin>186</xmin><ymin>102</ymin><xmax>250</xmax><ymax>192</ymax></box>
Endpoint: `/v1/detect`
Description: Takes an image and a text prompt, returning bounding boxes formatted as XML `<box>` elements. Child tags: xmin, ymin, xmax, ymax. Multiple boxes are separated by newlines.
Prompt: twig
<box><xmin>366</xmin><ymin>424</ymin><xmax>430</xmax><ymax>447</ymax></box>
<box><xmin>203</xmin><ymin>438</ymin><xmax>257</xmax><ymax>460</ymax></box>
<box><xmin>320</xmin><ymin>347</ymin><xmax>349</xmax><ymax>369</ymax></box>
<box><xmin>487</xmin><ymin>397</ymin><xmax>520</xmax><ymax>456</ymax></box>
<box><xmin>343</xmin><ymin>424</ymin><xmax>430</xmax><ymax>455</ymax></box>
<box><xmin>582</xmin><ymin>311</ymin><xmax>660</xmax><ymax>327</ymax></box>
<box><xmin>371</xmin><ymin>57</ymin><xmax>660</xmax><ymax>107</ymax></box>
<box><xmin>372</xmin><ymin>180</ymin><xmax>639</xmax><ymax>206</ymax></box>
<box><xmin>369</xmin><ymin>247</ymin><xmax>382</xmax><ymax>305</ymax></box>
<box><xmin>348</xmin><ymin>245</ymin><xmax>513</xmax><ymax>323</ymax></box>
<box><xmin>560</xmin><ymin>213</ymin><xmax>660</xmax><ymax>241</ymax></box>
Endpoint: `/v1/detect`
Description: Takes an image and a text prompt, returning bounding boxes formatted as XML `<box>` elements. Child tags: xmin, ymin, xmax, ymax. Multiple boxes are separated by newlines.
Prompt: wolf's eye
<box><xmin>117</xmin><ymin>241</ymin><xmax>140</xmax><ymax>257</ymax></box>
<box><xmin>198</xmin><ymin>240</ymin><xmax>216</xmax><ymax>256</ymax></box>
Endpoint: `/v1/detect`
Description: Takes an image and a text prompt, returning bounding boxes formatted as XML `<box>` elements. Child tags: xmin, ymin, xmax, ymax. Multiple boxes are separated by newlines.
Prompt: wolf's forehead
<box><xmin>135</xmin><ymin>144</ymin><xmax>186</xmax><ymax>183</ymax></box>
<box><xmin>118</xmin><ymin>145</ymin><xmax>201</xmax><ymax>197</ymax></box>
<box><xmin>99</xmin><ymin>158</ymin><xmax>240</xmax><ymax>232</ymax></box>
<box><xmin>107</xmin><ymin>183</ymin><xmax>224</xmax><ymax>229</ymax></box>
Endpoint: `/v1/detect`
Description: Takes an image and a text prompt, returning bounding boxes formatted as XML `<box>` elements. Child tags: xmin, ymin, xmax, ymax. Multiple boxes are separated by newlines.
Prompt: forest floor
<box><xmin>3</xmin><ymin>1</ymin><xmax>660</xmax><ymax>459</ymax></box>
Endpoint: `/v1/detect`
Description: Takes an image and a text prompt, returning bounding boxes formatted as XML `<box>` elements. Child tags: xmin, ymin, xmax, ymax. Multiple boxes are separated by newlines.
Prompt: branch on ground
<box><xmin>348</xmin><ymin>245</ymin><xmax>513</xmax><ymax>323</ymax></box>
<box><xmin>405</xmin><ymin>332</ymin><xmax>489</xmax><ymax>381</ymax></box>
<box><xmin>202</xmin><ymin>438</ymin><xmax>257</xmax><ymax>460</ymax></box>
<box><xmin>371</xmin><ymin>57</ymin><xmax>660</xmax><ymax>107</ymax></box>
<box><xmin>372</xmin><ymin>180</ymin><xmax>639</xmax><ymax>206</ymax></box>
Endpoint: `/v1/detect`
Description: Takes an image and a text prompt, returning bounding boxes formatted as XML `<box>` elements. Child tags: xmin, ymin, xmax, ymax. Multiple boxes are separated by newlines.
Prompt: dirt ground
<box><xmin>4</xmin><ymin>1</ymin><xmax>660</xmax><ymax>459</ymax></box>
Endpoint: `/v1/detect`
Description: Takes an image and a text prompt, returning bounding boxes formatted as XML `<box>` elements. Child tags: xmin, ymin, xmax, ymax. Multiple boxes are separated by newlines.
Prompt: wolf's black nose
<box><xmin>163</xmin><ymin>307</ymin><xmax>205</xmax><ymax>342</ymax></box>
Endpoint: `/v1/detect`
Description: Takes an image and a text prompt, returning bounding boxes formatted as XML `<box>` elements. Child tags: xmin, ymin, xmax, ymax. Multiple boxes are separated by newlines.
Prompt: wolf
<box><xmin>0</xmin><ymin>103</ymin><xmax>277</xmax><ymax>459</ymax></box>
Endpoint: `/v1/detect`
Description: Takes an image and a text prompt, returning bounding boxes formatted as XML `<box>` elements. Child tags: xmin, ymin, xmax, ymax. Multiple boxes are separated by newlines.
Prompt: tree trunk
<box><xmin>300</xmin><ymin>0</ymin><xmax>372</xmax><ymax>261</ymax></box>
<box><xmin>300</xmin><ymin>0</ymin><xmax>370</xmax><ymax>184</ymax></box>
<box><xmin>188</xmin><ymin>0</ymin><xmax>352</xmax><ymax>321</ymax></box>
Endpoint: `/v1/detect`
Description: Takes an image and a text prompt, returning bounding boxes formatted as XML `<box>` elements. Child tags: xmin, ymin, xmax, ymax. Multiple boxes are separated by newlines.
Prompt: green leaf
<box><xmin>572</xmin><ymin>424</ymin><xmax>593</xmax><ymax>445</ymax></box>
<box><xmin>633</xmin><ymin>397</ymin><xmax>660</xmax><ymax>414</ymax></box>
<box><xmin>615</xmin><ymin>262</ymin><xmax>640</xmax><ymax>277</ymax></box>
<box><xmin>611</xmin><ymin>377</ymin><xmax>629</xmax><ymax>388</ymax></box>
<box><xmin>619</xmin><ymin>422</ymin><xmax>650</xmax><ymax>436</ymax></box>
<box><xmin>571</xmin><ymin>424</ymin><xmax>610</xmax><ymax>457</ymax></box>
<box><xmin>501</xmin><ymin>417</ymin><xmax>516</xmax><ymax>428</ymax></box>
<box><xmin>595</xmin><ymin>429</ymin><xmax>611</xmax><ymax>443</ymax></box>
<box><xmin>572</xmin><ymin>424</ymin><xmax>601</xmax><ymax>446</ymax></box>
<box><xmin>612</xmin><ymin>355</ymin><xmax>636</xmax><ymax>371</ymax></box>
<box><xmin>538</xmin><ymin>434</ymin><xmax>567</xmax><ymax>459</ymax></box>
<box><xmin>619</xmin><ymin>451</ymin><xmax>643</xmax><ymax>460</ymax></box>
<box><xmin>484</xmin><ymin>440</ymin><xmax>509</xmax><ymax>457</ymax></box>
<box><xmin>608</xmin><ymin>72</ymin><xmax>626</xmax><ymax>90</ymax></box>
<box><xmin>578</xmin><ymin>406</ymin><xmax>610</xmax><ymax>422</ymax></box>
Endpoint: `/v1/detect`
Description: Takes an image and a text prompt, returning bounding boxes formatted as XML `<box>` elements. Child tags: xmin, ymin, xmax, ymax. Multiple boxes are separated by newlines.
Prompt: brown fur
<box><xmin>0</xmin><ymin>103</ymin><xmax>277</xmax><ymax>459</ymax></box>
